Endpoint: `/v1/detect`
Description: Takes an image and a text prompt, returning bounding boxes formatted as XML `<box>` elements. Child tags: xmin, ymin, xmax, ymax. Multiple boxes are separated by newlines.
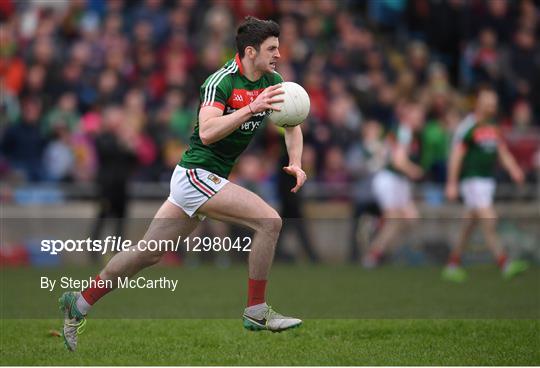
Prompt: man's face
<box><xmin>103</xmin><ymin>107</ymin><xmax>124</xmax><ymax>132</ymax></box>
<box><xmin>253</xmin><ymin>36</ymin><xmax>280</xmax><ymax>73</ymax></box>
<box><xmin>405</xmin><ymin>105</ymin><xmax>425</xmax><ymax>131</ymax></box>
<box><xmin>477</xmin><ymin>91</ymin><xmax>498</xmax><ymax>117</ymax></box>
<box><xmin>22</xmin><ymin>101</ymin><xmax>42</xmax><ymax>124</ymax></box>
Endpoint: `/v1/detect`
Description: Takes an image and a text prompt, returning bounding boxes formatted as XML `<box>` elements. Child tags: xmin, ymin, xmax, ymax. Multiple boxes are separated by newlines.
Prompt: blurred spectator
<box><xmin>509</xmin><ymin>100</ymin><xmax>534</xmax><ymax>131</ymax></box>
<box><xmin>160</xmin><ymin>30</ymin><xmax>196</xmax><ymax>91</ymax></box>
<box><xmin>327</xmin><ymin>93</ymin><xmax>361</xmax><ymax>148</ymax></box>
<box><xmin>90</xmin><ymin>105</ymin><xmax>137</xmax><ymax>261</ymax></box>
<box><xmin>0</xmin><ymin>91</ymin><xmax>20</xmax><ymax>125</ymax></box>
<box><xmin>165</xmin><ymin>89</ymin><xmax>195</xmax><ymax>142</ymax></box>
<box><xmin>43</xmin><ymin>122</ymin><xmax>74</xmax><ymax>182</ymax></box>
<box><xmin>502</xmin><ymin>27</ymin><xmax>540</xmax><ymax>110</ymax></box>
<box><xmin>303</xmin><ymin>69</ymin><xmax>328</xmax><ymax>123</ymax></box>
<box><xmin>95</xmin><ymin>69</ymin><xmax>124</xmax><ymax>108</ymax></box>
<box><xmin>20</xmin><ymin>64</ymin><xmax>52</xmax><ymax>110</ymax></box>
<box><xmin>503</xmin><ymin>100</ymin><xmax>540</xmax><ymax>180</ymax></box>
<box><xmin>346</xmin><ymin>120</ymin><xmax>386</xmax><ymax>261</ymax></box>
<box><xmin>0</xmin><ymin>97</ymin><xmax>45</xmax><ymax>181</ymax></box>
<box><xmin>131</xmin><ymin>0</ymin><xmax>168</xmax><ymax>46</ymax></box>
<box><xmin>0</xmin><ymin>0</ymin><xmax>15</xmax><ymax>21</ymax></box>
<box><xmin>420</xmin><ymin>109</ymin><xmax>460</xmax><ymax>183</ymax></box>
<box><xmin>276</xmin><ymin>134</ymin><xmax>319</xmax><ymax>263</ymax></box>
<box><xmin>423</xmin><ymin>0</ymin><xmax>467</xmax><ymax>84</ymax></box>
<box><xmin>366</xmin><ymin>83</ymin><xmax>397</xmax><ymax>129</ymax></box>
<box><xmin>44</xmin><ymin>92</ymin><xmax>80</xmax><ymax>134</ymax></box>
<box><xmin>367</xmin><ymin>0</ymin><xmax>405</xmax><ymax>29</ymax></box>
<box><xmin>320</xmin><ymin>146</ymin><xmax>350</xmax><ymax>194</ymax></box>
<box><xmin>477</xmin><ymin>0</ymin><xmax>514</xmax><ymax>44</ymax></box>
<box><xmin>462</xmin><ymin>28</ymin><xmax>503</xmax><ymax>90</ymax></box>
<box><xmin>346</xmin><ymin>120</ymin><xmax>388</xmax><ymax>197</ymax></box>
<box><xmin>0</xmin><ymin>23</ymin><xmax>25</xmax><ymax>96</ymax></box>
<box><xmin>407</xmin><ymin>41</ymin><xmax>429</xmax><ymax>85</ymax></box>
<box><xmin>0</xmin><ymin>0</ymin><xmax>537</xmax><ymax>189</ymax></box>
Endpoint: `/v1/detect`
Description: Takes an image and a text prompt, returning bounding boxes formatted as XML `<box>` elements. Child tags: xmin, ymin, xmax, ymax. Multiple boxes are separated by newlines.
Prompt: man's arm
<box><xmin>282</xmin><ymin>125</ymin><xmax>307</xmax><ymax>193</ymax></box>
<box><xmin>199</xmin><ymin>85</ymin><xmax>284</xmax><ymax>145</ymax></box>
<box><xmin>284</xmin><ymin>126</ymin><xmax>302</xmax><ymax>167</ymax></box>
<box><xmin>498</xmin><ymin>143</ymin><xmax>524</xmax><ymax>184</ymax></box>
<box><xmin>198</xmin><ymin>106</ymin><xmax>252</xmax><ymax>145</ymax></box>
<box><xmin>391</xmin><ymin>144</ymin><xmax>423</xmax><ymax>180</ymax></box>
<box><xmin>445</xmin><ymin>142</ymin><xmax>466</xmax><ymax>200</ymax></box>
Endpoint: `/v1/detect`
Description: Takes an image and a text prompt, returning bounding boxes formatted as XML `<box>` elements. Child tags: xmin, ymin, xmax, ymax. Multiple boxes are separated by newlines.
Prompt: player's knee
<box><xmin>256</xmin><ymin>212</ymin><xmax>282</xmax><ymax>237</ymax></box>
<box><xmin>265</xmin><ymin>217</ymin><xmax>283</xmax><ymax>236</ymax></box>
<box><xmin>270</xmin><ymin>216</ymin><xmax>283</xmax><ymax>234</ymax></box>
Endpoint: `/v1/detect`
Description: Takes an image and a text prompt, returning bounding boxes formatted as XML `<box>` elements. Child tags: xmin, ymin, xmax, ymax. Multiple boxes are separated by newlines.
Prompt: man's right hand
<box><xmin>510</xmin><ymin>167</ymin><xmax>525</xmax><ymax>185</ymax></box>
<box><xmin>249</xmin><ymin>84</ymin><xmax>284</xmax><ymax>114</ymax></box>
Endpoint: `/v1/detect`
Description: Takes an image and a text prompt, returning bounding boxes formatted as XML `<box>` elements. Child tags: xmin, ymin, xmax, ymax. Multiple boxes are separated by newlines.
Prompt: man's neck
<box><xmin>475</xmin><ymin>111</ymin><xmax>489</xmax><ymax>123</ymax></box>
<box><xmin>241</xmin><ymin>57</ymin><xmax>264</xmax><ymax>82</ymax></box>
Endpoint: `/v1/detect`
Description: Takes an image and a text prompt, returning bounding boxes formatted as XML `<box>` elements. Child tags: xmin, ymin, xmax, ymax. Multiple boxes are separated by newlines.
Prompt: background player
<box><xmin>362</xmin><ymin>100</ymin><xmax>425</xmax><ymax>268</ymax></box>
<box><xmin>58</xmin><ymin>16</ymin><xmax>306</xmax><ymax>351</ymax></box>
<box><xmin>443</xmin><ymin>88</ymin><xmax>528</xmax><ymax>282</ymax></box>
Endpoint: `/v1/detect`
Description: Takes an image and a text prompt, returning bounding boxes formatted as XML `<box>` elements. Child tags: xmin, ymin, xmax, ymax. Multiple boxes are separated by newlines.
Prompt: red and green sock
<box><xmin>76</xmin><ymin>275</ymin><xmax>113</xmax><ymax>314</ymax></box>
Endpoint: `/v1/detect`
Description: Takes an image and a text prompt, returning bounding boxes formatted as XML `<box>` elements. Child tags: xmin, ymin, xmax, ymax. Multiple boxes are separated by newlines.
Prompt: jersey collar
<box><xmin>235</xmin><ymin>53</ymin><xmax>245</xmax><ymax>76</ymax></box>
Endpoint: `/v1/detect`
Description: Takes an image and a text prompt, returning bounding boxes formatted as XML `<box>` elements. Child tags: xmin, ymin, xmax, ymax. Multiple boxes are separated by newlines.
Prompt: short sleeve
<box><xmin>200</xmin><ymin>71</ymin><xmax>232</xmax><ymax>111</ymax></box>
<box><xmin>272</xmin><ymin>71</ymin><xmax>284</xmax><ymax>84</ymax></box>
<box><xmin>452</xmin><ymin>118</ymin><xmax>474</xmax><ymax>149</ymax></box>
<box><xmin>396</xmin><ymin>126</ymin><xmax>412</xmax><ymax>146</ymax></box>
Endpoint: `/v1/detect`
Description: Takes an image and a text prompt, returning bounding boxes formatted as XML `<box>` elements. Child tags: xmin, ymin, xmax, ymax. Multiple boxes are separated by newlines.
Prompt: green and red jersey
<box><xmin>180</xmin><ymin>54</ymin><xmax>283</xmax><ymax>178</ymax></box>
<box><xmin>452</xmin><ymin>114</ymin><xmax>502</xmax><ymax>179</ymax></box>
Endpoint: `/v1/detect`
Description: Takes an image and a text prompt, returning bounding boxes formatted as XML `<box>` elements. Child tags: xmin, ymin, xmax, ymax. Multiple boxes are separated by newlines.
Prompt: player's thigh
<box><xmin>475</xmin><ymin>206</ymin><xmax>498</xmax><ymax>220</ymax></box>
<box><xmin>145</xmin><ymin>200</ymin><xmax>201</xmax><ymax>241</ymax></box>
<box><xmin>198</xmin><ymin>182</ymin><xmax>281</xmax><ymax>233</ymax></box>
<box><xmin>106</xmin><ymin>201</ymin><xmax>200</xmax><ymax>273</ymax></box>
<box><xmin>402</xmin><ymin>203</ymin><xmax>419</xmax><ymax>220</ymax></box>
<box><xmin>382</xmin><ymin>208</ymin><xmax>403</xmax><ymax>220</ymax></box>
<box><xmin>461</xmin><ymin>209</ymin><xmax>478</xmax><ymax>226</ymax></box>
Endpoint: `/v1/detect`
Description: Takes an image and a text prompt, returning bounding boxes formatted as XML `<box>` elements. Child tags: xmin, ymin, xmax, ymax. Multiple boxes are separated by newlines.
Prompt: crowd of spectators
<box><xmin>1</xmin><ymin>0</ymin><xmax>539</xmax><ymax>197</ymax></box>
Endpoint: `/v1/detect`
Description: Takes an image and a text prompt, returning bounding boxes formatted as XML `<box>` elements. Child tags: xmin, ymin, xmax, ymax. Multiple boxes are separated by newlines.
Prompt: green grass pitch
<box><xmin>1</xmin><ymin>264</ymin><xmax>539</xmax><ymax>365</ymax></box>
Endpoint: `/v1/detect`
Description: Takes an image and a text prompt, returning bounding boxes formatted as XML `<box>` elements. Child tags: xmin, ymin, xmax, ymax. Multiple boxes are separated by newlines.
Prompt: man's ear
<box><xmin>245</xmin><ymin>46</ymin><xmax>257</xmax><ymax>59</ymax></box>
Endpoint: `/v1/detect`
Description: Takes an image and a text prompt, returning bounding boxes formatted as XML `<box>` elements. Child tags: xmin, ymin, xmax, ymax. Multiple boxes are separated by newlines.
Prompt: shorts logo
<box><xmin>208</xmin><ymin>174</ymin><xmax>221</xmax><ymax>185</ymax></box>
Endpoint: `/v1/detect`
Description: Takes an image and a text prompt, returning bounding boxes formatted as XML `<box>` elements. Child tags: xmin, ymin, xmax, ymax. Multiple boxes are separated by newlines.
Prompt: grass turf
<box><xmin>1</xmin><ymin>319</ymin><xmax>539</xmax><ymax>365</ymax></box>
<box><xmin>1</xmin><ymin>265</ymin><xmax>539</xmax><ymax>365</ymax></box>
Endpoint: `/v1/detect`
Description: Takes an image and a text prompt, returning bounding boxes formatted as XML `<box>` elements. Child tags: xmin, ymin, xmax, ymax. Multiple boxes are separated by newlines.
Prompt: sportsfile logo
<box><xmin>40</xmin><ymin>236</ymin><xmax>183</xmax><ymax>255</ymax></box>
<box><xmin>40</xmin><ymin>236</ymin><xmax>252</xmax><ymax>255</ymax></box>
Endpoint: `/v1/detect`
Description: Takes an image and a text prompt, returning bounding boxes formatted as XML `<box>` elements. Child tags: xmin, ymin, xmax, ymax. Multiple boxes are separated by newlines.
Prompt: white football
<box><xmin>267</xmin><ymin>81</ymin><xmax>310</xmax><ymax>127</ymax></box>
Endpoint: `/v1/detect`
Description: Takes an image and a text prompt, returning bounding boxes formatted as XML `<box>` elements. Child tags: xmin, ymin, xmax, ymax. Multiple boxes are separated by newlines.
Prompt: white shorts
<box><xmin>460</xmin><ymin>177</ymin><xmax>496</xmax><ymax>209</ymax></box>
<box><xmin>372</xmin><ymin>170</ymin><xmax>413</xmax><ymax>210</ymax></box>
<box><xmin>167</xmin><ymin>165</ymin><xmax>229</xmax><ymax>218</ymax></box>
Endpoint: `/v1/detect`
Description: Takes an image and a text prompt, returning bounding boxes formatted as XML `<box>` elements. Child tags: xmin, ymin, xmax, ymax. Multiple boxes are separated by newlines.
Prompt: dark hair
<box><xmin>236</xmin><ymin>16</ymin><xmax>280</xmax><ymax>58</ymax></box>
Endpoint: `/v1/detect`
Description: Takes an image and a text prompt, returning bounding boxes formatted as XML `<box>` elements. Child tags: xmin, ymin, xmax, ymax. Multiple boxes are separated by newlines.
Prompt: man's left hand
<box><xmin>283</xmin><ymin>164</ymin><xmax>307</xmax><ymax>193</ymax></box>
